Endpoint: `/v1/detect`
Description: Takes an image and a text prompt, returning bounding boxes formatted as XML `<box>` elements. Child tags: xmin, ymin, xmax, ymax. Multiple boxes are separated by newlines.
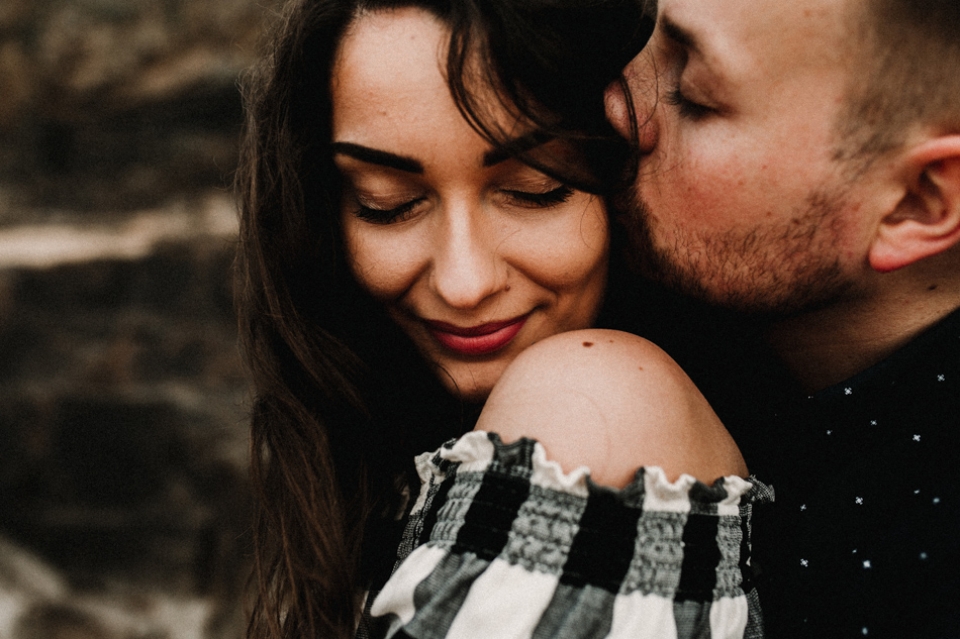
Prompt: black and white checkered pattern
<box><xmin>367</xmin><ymin>431</ymin><xmax>771</xmax><ymax>639</ymax></box>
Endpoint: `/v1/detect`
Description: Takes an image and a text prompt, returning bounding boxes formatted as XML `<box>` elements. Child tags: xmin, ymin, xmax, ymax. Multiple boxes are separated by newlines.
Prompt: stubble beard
<box><xmin>617</xmin><ymin>183</ymin><xmax>858</xmax><ymax>318</ymax></box>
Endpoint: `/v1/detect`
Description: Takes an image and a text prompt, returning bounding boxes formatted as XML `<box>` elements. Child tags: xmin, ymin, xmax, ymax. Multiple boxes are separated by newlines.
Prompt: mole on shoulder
<box><xmin>582</xmin><ymin>341</ymin><xmax>594</xmax><ymax>348</ymax></box>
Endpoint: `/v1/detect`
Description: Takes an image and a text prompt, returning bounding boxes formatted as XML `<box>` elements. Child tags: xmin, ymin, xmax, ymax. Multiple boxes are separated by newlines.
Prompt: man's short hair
<box><xmin>838</xmin><ymin>0</ymin><xmax>960</xmax><ymax>163</ymax></box>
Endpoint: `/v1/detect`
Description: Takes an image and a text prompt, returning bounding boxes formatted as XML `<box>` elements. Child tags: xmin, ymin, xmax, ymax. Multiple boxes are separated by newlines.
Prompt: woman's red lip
<box><xmin>425</xmin><ymin>316</ymin><xmax>527</xmax><ymax>337</ymax></box>
<box><xmin>425</xmin><ymin>315</ymin><xmax>529</xmax><ymax>355</ymax></box>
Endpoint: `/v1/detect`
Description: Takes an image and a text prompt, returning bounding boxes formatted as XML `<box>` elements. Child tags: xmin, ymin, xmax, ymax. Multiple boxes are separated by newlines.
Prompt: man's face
<box><xmin>606</xmin><ymin>0</ymin><xmax>879</xmax><ymax>314</ymax></box>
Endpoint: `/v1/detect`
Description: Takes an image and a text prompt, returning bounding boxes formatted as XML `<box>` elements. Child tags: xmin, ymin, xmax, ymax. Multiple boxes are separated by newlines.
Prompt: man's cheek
<box><xmin>681</xmin><ymin>151</ymin><xmax>755</xmax><ymax>213</ymax></box>
<box><xmin>655</xmin><ymin>159</ymin><xmax>723</xmax><ymax>218</ymax></box>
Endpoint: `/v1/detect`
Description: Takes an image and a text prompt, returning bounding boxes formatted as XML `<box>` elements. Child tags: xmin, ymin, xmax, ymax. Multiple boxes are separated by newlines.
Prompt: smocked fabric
<box><xmin>368</xmin><ymin>431</ymin><xmax>771</xmax><ymax>639</ymax></box>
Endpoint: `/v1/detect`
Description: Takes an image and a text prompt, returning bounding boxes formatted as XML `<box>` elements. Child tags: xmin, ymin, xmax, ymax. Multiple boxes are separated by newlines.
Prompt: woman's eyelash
<box><xmin>353</xmin><ymin>197</ymin><xmax>424</xmax><ymax>224</ymax></box>
<box><xmin>503</xmin><ymin>185</ymin><xmax>574</xmax><ymax>208</ymax></box>
<box><xmin>665</xmin><ymin>87</ymin><xmax>712</xmax><ymax>119</ymax></box>
<box><xmin>351</xmin><ymin>185</ymin><xmax>573</xmax><ymax>222</ymax></box>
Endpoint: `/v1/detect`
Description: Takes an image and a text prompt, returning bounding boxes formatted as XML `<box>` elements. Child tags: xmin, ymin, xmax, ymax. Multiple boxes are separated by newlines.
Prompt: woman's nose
<box><xmin>429</xmin><ymin>207</ymin><xmax>505</xmax><ymax>310</ymax></box>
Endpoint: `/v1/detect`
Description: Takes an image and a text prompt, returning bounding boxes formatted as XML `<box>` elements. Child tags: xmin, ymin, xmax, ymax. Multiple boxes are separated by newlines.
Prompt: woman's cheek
<box><xmin>545</xmin><ymin>198</ymin><xmax>610</xmax><ymax>289</ymax></box>
<box><xmin>522</xmin><ymin>203</ymin><xmax>608</xmax><ymax>289</ymax></box>
<box><xmin>343</xmin><ymin>225</ymin><xmax>424</xmax><ymax>300</ymax></box>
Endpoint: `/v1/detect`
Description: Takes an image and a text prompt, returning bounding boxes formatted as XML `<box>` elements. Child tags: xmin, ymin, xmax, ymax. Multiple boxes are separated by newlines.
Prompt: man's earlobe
<box><xmin>869</xmin><ymin>136</ymin><xmax>960</xmax><ymax>273</ymax></box>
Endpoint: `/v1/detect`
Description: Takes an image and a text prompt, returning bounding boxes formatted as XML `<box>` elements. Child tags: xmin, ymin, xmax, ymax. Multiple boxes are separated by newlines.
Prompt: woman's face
<box><xmin>332</xmin><ymin>8</ymin><xmax>609</xmax><ymax>401</ymax></box>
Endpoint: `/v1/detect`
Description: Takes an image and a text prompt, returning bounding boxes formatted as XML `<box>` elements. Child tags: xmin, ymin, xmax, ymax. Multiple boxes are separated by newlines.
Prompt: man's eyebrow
<box><xmin>482</xmin><ymin>131</ymin><xmax>554</xmax><ymax>167</ymax></box>
<box><xmin>661</xmin><ymin>13</ymin><xmax>729</xmax><ymax>82</ymax></box>
<box><xmin>331</xmin><ymin>142</ymin><xmax>423</xmax><ymax>174</ymax></box>
<box><xmin>661</xmin><ymin>14</ymin><xmax>699</xmax><ymax>54</ymax></box>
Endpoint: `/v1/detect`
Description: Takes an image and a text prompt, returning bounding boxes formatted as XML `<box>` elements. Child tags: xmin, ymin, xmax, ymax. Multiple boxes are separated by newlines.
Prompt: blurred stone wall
<box><xmin>0</xmin><ymin>0</ymin><xmax>283</xmax><ymax>637</ymax></box>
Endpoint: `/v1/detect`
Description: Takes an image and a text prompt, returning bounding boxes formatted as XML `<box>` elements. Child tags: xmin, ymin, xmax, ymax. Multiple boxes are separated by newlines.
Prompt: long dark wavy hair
<box><xmin>235</xmin><ymin>1</ymin><xmax>649</xmax><ymax>637</ymax></box>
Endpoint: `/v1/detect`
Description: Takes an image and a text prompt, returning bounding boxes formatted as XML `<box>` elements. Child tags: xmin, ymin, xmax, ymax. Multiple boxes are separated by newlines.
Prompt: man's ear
<box><xmin>869</xmin><ymin>135</ymin><xmax>960</xmax><ymax>273</ymax></box>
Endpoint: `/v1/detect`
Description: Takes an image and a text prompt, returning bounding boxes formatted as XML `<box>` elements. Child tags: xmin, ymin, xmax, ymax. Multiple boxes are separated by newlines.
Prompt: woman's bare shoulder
<box><xmin>476</xmin><ymin>329</ymin><xmax>748</xmax><ymax>486</ymax></box>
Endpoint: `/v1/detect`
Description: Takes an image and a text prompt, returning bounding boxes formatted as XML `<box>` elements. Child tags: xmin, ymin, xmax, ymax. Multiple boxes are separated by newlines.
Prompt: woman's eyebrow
<box><xmin>331</xmin><ymin>142</ymin><xmax>423</xmax><ymax>174</ymax></box>
<box><xmin>482</xmin><ymin>131</ymin><xmax>555</xmax><ymax>167</ymax></box>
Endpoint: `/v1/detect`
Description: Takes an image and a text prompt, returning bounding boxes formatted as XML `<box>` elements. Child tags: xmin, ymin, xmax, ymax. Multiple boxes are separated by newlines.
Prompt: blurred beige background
<box><xmin>0</xmin><ymin>0</ymin><xmax>281</xmax><ymax>637</ymax></box>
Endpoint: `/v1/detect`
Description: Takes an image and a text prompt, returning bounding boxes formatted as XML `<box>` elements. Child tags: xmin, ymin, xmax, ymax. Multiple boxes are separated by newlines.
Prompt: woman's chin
<box><xmin>435</xmin><ymin>365</ymin><xmax>500</xmax><ymax>403</ymax></box>
<box><xmin>441</xmin><ymin>377</ymin><xmax>492</xmax><ymax>403</ymax></box>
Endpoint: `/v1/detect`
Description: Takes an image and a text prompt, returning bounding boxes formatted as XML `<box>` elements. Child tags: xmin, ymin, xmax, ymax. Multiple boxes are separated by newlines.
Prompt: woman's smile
<box><xmin>423</xmin><ymin>313</ymin><xmax>531</xmax><ymax>356</ymax></box>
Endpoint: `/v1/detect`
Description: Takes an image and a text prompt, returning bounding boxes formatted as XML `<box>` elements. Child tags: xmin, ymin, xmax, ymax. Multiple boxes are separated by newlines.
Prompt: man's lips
<box><xmin>424</xmin><ymin>314</ymin><xmax>530</xmax><ymax>356</ymax></box>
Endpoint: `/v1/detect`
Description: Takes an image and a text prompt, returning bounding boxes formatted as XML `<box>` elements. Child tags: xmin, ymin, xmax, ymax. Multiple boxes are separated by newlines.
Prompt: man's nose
<box><xmin>430</xmin><ymin>207</ymin><xmax>505</xmax><ymax>310</ymax></box>
<box><xmin>605</xmin><ymin>77</ymin><xmax>634</xmax><ymax>141</ymax></box>
<box><xmin>604</xmin><ymin>61</ymin><xmax>659</xmax><ymax>154</ymax></box>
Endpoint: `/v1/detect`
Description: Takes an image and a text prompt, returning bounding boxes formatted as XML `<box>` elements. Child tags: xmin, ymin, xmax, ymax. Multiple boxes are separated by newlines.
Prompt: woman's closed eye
<box><xmin>347</xmin><ymin>179</ymin><xmax>576</xmax><ymax>224</ymax></box>
<box><xmin>500</xmin><ymin>185</ymin><xmax>574</xmax><ymax>209</ymax></box>
<box><xmin>352</xmin><ymin>195</ymin><xmax>427</xmax><ymax>224</ymax></box>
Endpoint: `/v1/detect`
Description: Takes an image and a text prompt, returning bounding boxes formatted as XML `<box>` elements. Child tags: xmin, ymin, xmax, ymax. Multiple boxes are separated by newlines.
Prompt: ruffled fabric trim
<box><xmin>374</xmin><ymin>431</ymin><xmax>771</xmax><ymax>639</ymax></box>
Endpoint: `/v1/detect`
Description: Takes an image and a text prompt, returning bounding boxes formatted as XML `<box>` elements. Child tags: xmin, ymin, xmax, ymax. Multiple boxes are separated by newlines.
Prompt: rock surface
<box><xmin>0</xmin><ymin>0</ymin><xmax>284</xmax><ymax>637</ymax></box>
<box><xmin>0</xmin><ymin>0</ymin><xmax>282</xmax><ymax>214</ymax></box>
